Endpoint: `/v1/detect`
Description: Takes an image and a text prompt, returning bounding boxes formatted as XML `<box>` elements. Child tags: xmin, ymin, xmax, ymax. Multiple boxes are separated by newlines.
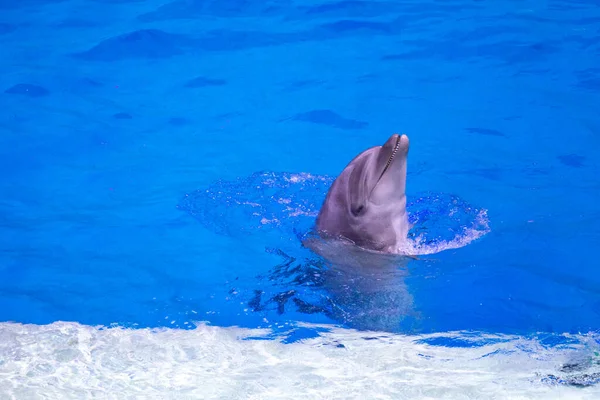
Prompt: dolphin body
<box><xmin>300</xmin><ymin>234</ymin><xmax>416</xmax><ymax>331</ymax></box>
<box><xmin>297</xmin><ymin>133</ymin><xmax>416</xmax><ymax>331</ymax></box>
<box><xmin>312</xmin><ymin>133</ymin><xmax>411</xmax><ymax>255</ymax></box>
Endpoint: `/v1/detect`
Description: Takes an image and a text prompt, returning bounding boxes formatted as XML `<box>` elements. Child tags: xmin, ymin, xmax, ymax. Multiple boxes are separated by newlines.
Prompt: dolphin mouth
<box><xmin>376</xmin><ymin>134</ymin><xmax>402</xmax><ymax>183</ymax></box>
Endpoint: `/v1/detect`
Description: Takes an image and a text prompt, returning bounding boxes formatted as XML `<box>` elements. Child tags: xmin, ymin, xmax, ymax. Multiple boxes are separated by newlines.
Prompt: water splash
<box><xmin>404</xmin><ymin>193</ymin><xmax>491</xmax><ymax>255</ymax></box>
<box><xmin>178</xmin><ymin>171</ymin><xmax>329</xmax><ymax>236</ymax></box>
<box><xmin>178</xmin><ymin>171</ymin><xmax>490</xmax><ymax>255</ymax></box>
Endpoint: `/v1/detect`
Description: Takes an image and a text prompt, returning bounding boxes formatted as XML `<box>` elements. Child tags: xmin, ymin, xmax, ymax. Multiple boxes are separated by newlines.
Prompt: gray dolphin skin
<box><xmin>314</xmin><ymin>133</ymin><xmax>411</xmax><ymax>254</ymax></box>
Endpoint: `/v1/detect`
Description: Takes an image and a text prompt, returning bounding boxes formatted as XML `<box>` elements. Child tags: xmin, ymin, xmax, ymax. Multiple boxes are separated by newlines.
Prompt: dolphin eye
<box><xmin>352</xmin><ymin>205</ymin><xmax>365</xmax><ymax>216</ymax></box>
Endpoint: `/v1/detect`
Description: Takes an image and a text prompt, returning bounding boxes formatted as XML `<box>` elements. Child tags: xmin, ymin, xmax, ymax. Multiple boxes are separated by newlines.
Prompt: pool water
<box><xmin>1</xmin><ymin>0</ymin><xmax>600</xmax><ymax>398</ymax></box>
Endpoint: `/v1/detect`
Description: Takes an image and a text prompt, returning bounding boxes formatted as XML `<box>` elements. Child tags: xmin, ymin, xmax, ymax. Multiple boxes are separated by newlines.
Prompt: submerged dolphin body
<box><xmin>313</xmin><ymin>133</ymin><xmax>411</xmax><ymax>254</ymax></box>
<box><xmin>301</xmin><ymin>235</ymin><xmax>415</xmax><ymax>331</ymax></box>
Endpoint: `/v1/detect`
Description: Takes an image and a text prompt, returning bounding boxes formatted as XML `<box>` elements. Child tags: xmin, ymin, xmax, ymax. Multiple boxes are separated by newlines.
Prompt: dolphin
<box><xmin>296</xmin><ymin>133</ymin><xmax>415</xmax><ymax>331</ymax></box>
<box><xmin>312</xmin><ymin>133</ymin><xmax>411</xmax><ymax>254</ymax></box>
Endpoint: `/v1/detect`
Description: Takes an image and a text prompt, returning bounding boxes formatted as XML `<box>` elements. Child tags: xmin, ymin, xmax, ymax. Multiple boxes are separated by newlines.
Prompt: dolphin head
<box><xmin>315</xmin><ymin>133</ymin><xmax>411</xmax><ymax>253</ymax></box>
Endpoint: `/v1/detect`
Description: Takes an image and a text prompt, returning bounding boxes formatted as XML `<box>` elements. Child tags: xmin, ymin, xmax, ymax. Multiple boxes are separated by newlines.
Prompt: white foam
<box><xmin>401</xmin><ymin>209</ymin><xmax>491</xmax><ymax>256</ymax></box>
<box><xmin>283</xmin><ymin>173</ymin><xmax>331</xmax><ymax>184</ymax></box>
<box><xmin>0</xmin><ymin>321</ymin><xmax>598</xmax><ymax>399</ymax></box>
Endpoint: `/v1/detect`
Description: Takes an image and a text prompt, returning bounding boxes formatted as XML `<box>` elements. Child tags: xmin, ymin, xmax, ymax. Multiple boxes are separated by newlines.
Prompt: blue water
<box><xmin>1</xmin><ymin>0</ymin><xmax>600</xmax><ymax>382</ymax></box>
